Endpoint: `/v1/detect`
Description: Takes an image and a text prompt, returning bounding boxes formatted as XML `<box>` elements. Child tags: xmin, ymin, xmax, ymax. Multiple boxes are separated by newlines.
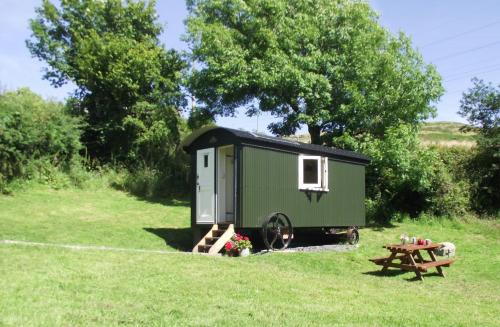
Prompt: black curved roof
<box><xmin>182</xmin><ymin>126</ymin><xmax>370</xmax><ymax>165</ymax></box>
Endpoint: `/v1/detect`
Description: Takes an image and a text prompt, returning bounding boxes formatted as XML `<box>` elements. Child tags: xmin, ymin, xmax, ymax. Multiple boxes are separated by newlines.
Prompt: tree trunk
<box><xmin>308</xmin><ymin>124</ymin><xmax>322</xmax><ymax>145</ymax></box>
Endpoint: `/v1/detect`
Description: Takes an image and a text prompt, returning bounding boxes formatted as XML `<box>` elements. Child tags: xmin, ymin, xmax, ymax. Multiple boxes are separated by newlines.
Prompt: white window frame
<box><xmin>298</xmin><ymin>155</ymin><xmax>329</xmax><ymax>192</ymax></box>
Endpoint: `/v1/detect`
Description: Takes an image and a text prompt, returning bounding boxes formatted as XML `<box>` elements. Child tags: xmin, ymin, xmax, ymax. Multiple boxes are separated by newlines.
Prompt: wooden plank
<box><xmin>205</xmin><ymin>236</ymin><xmax>220</xmax><ymax>243</ymax></box>
<box><xmin>192</xmin><ymin>224</ymin><xmax>219</xmax><ymax>253</ymax></box>
<box><xmin>414</xmin><ymin>250</ymin><xmax>426</xmax><ymax>264</ymax></box>
<box><xmin>417</xmin><ymin>259</ymin><xmax>454</xmax><ymax>269</ymax></box>
<box><xmin>384</xmin><ymin>243</ymin><xmax>441</xmax><ymax>252</ymax></box>
<box><xmin>208</xmin><ymin>224</ymin><xmax>234</xmax><ymax>255</ymax></box>
<box><xmin>374</xmin><ymin>261</ymin><xmax>417</xmax><ymax>271</ymax></box>
<box><xmin>381</xmin><ymin>251</ymin><xmax>397</xmax><ymax>272</ymax></box>
<box><xmin>379</xmin><ymin>258</ymin><xmax>454</xmax><ymax>273</ymax></box>
<box><xmin>428</xmin><ymin>249</ymin><xmax>445</xmax><ymax>277</ymax></box>
<box><xmin>408</xmin><ymin>253</ymin><xmax>424</xmax><ymax>281</ymax></box>
<box><xmin>369</xmin><ymin>254</ymin><xmax>406</xmax><ymax>264</ymax></box>
<box><xmin>198</xmin><ymin>244</ymin><xmax>211</xmax><ymax>253</ymax></box>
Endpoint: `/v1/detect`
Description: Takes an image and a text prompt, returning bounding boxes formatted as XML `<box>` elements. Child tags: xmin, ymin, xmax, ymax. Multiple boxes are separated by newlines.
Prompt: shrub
<box><xmin>109</xmin><ymin>148</ymin><xmax>190</xmax><ymax>199</ymax></box>
<box><xmin>107</xmin><ymin>104</ymin><xmax>192</xmax><ymax>198</ymax></box>
<box><xmin>0</xmin><ymin>88</ymin><xmax>82</xmax><ymax>192</ymax></box>
<box><xmin>355</xmin><ymin>125</ymin><xmax>434</xmax><ymax>221</ymax></box>
<box><xmin>467</xmin><ymin>141</ymin><xmax>499</xmax><ymax>214</ymax></box>
<box><xmin>434</xmin><ymin>144</ymin><xmax>499</xmax><ymax>216</ymax></box>
<box><xmin>353</xmin><ymin>125</ymin><xmax>472</xmax><ymax>222</ymax></box>
<box><xmin>458</xmin><ymin>78</ymin><xmax>499</xmax><ymax>214</ymax></box>
<box><xmin>426</xmin><ymin>153</ymin><xmax>470</xmax><ymax>217</ymax></box>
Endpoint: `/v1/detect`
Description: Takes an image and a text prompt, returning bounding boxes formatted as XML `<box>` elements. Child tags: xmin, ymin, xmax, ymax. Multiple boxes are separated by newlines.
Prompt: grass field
<box><xmin>419</xmin><ymin>122</ymin><xmax>476</xmax><ymax>147</ymax></box>
<box><xmin>1</xmin><ymin>186</ymin><xmax>499</xmax><ymax>326</ymax></box>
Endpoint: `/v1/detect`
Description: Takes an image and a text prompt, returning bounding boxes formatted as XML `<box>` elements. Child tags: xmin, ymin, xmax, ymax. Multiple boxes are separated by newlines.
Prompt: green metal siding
<box><xmin>240</xmin><ymin>146</ymin><xmax>365</xmax><ymax>228</ymax></box>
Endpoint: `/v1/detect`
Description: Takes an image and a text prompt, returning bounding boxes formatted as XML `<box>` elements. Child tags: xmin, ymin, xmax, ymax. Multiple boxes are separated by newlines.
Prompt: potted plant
<box><xmin>224</xmin><ymin>233</ymin><xmax>252</xmax><ymax>257</ymax></box>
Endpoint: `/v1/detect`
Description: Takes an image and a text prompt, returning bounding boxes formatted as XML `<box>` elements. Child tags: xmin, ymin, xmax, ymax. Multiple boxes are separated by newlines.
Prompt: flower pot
<box><xmin>240</xmin><ymin>248</ymin><xmax>250</xmax><ymax>257</ymax></box>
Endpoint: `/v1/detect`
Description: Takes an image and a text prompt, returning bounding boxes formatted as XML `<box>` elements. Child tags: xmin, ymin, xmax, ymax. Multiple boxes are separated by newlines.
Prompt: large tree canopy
<box><xmin>27</xmin><ymin>0</ymin><xmax>186</xmax><ymax>161</ymax></box>
<box><xmin>185</xmin><ymin>0</ymin><xmax>443</xmax><ymax>144</ymax></box>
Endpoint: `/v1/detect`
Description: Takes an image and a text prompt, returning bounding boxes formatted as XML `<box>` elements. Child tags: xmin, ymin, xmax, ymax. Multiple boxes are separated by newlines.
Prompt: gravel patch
<box><xmin>285</xmin><ymin>243</ymin><xmax>358</xmax><ymax>252</ymax></box>
<box><xmin>256</xmin><ymin>243</ymin><xmax>358</xmax><ymax>254</ymax></box>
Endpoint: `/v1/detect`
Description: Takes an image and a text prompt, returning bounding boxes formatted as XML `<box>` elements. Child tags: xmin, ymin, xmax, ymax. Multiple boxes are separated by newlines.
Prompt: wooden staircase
<box><xmin>192</xmin><ymin>224</ymin><xmax>234</xmax><ymax>255</ymax></box>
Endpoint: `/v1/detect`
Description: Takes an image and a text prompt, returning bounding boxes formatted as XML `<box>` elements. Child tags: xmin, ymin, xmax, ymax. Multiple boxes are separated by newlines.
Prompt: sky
<box><xmin>1</xmin><ymin>0</ymin><xmax>500</xmax><ymax>134</ymax></box>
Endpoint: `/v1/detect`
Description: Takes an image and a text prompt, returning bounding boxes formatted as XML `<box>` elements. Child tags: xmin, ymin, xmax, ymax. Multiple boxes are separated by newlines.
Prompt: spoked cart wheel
<box><xmin>262</xmin><ymin>212</ymin><xmax>293</xmax><ymax>250</ymax></box>
<box><xmin>346</xmin><ymin>227</ymin><xmax>359</xmax><ymax>245</ymax></box>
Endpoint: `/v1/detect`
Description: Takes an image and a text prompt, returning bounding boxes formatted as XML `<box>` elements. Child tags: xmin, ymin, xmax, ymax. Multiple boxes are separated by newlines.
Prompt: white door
<box><xmin>196</xmin><ymin>148</ymin><xmax>215</xmax><ymax>224</ymax></box>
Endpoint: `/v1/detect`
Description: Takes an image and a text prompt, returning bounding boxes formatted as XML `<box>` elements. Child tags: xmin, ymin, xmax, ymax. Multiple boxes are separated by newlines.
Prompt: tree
<box><xmin>27</xmin><ymin>0</ymin><xmax>186</xmax><ymax>162</ymax></box>
<box><xmin>185</xmin><ymin>0</ymin><xmax>443</xmax><ymax>144</ymax></box>
<box><xmin>459</xmin><ymin>78</ymin><xmax>499</xmax><ymax>136</ymax></box>
<box><xmin>459</xmin><ymin>78</ymin><xmax>499</xmax><ymax>213</ymax></box>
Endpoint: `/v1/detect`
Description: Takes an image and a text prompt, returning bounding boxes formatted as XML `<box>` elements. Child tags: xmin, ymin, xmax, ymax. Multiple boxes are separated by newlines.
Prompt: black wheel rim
<box><xmin>262</xmin><ymin>212</ymin><xmax>293</xmax><ymax>250</ymax></box>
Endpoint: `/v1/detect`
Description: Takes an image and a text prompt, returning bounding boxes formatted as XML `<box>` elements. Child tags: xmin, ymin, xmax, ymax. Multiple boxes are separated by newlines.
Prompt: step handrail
<box><xmin>192</xmin><ymin>224</ymin><xmax>219</xmax><ymax>253</ymax></box>
<box><xmin>208</xmin><ymin>224</ymin><xmax>234</xmax><ymax>255</ymax></box>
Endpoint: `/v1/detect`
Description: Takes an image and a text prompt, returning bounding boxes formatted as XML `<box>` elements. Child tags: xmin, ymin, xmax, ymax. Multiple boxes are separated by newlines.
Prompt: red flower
<box><xmin>225</xmin><ymin>242</ymin><xmax>233</xmax><ymax>251</ymax></box>
<box><xmin>243</xmin><ymin>236</ymin><xmax>249</xmax><ymax>241</ymax></box>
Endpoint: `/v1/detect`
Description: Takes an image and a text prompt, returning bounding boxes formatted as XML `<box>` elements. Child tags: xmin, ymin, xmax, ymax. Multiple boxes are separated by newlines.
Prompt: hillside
<box><xmin>285</xmin><ymin>122</ymin><xmax>476</xmax><ymax>147</ymax></box>
<box><xmin>419</xmin><ymin>122</ymin><xmax>476</xmax><ymax>147</ymax></box>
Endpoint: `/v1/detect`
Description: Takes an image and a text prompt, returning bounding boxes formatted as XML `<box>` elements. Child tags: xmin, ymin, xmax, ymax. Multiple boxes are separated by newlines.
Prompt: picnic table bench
<box><xmin>370</xmin><ymin>243</ymin><xmax>455</xmax><ymax>281</ymax></box>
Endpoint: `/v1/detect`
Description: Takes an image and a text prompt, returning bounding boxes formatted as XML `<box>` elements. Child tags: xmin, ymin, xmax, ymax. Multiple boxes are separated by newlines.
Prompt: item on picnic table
<box><xmin>400</xmin><ymin>234</ymin><xmax>409</xmax><ymax>244</ymax></box>
<box><xmin>411</xmin><ymin>236</ymin><xmax>417</xmax><ymax>244</ymax></box>
<box><xmin>425</xmin><ymin>239</ymin><xmax>432</xmax><ymax>245</ymax></box>
<box><xmin>417</xmin><ymin>238</ymin><xmax>425</xmax><ymax>245</ymax></box>
<box><xmin>434</xmin><ymin>242</ymin><xmax>456</xmax><ymax>257</ymax></box>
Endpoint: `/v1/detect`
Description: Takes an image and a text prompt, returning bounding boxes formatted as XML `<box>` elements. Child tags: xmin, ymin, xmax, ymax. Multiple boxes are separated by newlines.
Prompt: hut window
<box><xmin>204</xmin><ymin>154</ymin><xmax>209</xmax><ymax>168</ymax></box>
<box><xmin>298</xmin><ymin>155</ymin><xmax>329</xmax><ymax>191</ymax></box>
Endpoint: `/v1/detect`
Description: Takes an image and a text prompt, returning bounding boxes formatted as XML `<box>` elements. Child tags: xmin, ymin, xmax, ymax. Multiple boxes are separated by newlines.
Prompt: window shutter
<box><xmin>322</xmin><ymin>157</ymin><xmax>329</xmax><ymax>190</ymax></box>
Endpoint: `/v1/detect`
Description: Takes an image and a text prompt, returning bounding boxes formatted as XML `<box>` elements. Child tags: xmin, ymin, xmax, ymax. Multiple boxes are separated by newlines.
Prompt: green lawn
<box><xmin>0</xmin><ymin>185</ymin><xmax>190</xmax><ymax>251</ymax></box>
<box><xmin>1</xmin><ymin>186</ymin><xmax>499</xmax><ymax>326</ymax></box>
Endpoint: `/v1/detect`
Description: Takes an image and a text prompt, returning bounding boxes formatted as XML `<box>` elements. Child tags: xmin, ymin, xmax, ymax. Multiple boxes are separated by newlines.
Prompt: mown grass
<box><xmin>0</xmin><ymin>185</ymin><xmax>190</xmax><ymax>251</ymax></box>
<box><xmin>1</xmin><ymin>186</ymin><xmax>499</xmax><ymax>326</ymax></box>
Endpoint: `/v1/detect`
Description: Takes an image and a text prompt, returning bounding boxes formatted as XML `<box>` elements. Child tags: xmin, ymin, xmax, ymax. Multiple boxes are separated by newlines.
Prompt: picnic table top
<box><xmin>384</xmin><ymin>243</ymin><xmax>441</xmax><ymax>251</ymax></box>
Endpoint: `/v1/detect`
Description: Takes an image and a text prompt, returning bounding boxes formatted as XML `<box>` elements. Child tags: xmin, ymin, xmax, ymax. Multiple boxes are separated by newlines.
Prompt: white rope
<box><xmin>0</xmin><ymin>239</ymin><xmax>202</xmax><ymax>255</ymax></box>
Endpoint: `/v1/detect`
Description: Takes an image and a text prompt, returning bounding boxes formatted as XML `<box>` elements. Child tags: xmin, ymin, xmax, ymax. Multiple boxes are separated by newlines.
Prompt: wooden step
<box><xmin>198</xmin><ymin>244</ymin><xmax>212</xmax><ymax>253</ymax></box>
<box><xmin>416</xmin><ymin>259</ymin><xmax>454</xmax><ymax>272</ymax></box>
<box><xmin>205</xmin><ymin>236</ymin><xmax>220</xmax><ymax>244</ymax></box>
<box><xmin>212</xmin><ymin>229</ymin><xmax>225</xmax><ymax>237</ymax></box>
<box><xmin>192</xmin><ymin>223</ymin><xmax>235</xmax><ymax>255</ymax></box>
<box><xmin>218</xmin><ymin>224</ymin><xmax>230</xmax><ymax>230</ymax></box>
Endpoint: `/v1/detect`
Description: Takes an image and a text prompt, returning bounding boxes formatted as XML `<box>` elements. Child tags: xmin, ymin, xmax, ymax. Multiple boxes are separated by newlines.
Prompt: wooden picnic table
<box><xmin>370</xmin><ymin>243</ymin><xmax>455</xmax><ymax>281</ymax></box>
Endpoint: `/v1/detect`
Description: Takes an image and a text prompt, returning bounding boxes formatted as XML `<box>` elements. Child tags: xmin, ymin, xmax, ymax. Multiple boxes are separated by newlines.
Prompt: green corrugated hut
<box><xmin>182</xmin><ymin>126</ymin><xmax>370</xmax><ymax>253</ymax></box>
